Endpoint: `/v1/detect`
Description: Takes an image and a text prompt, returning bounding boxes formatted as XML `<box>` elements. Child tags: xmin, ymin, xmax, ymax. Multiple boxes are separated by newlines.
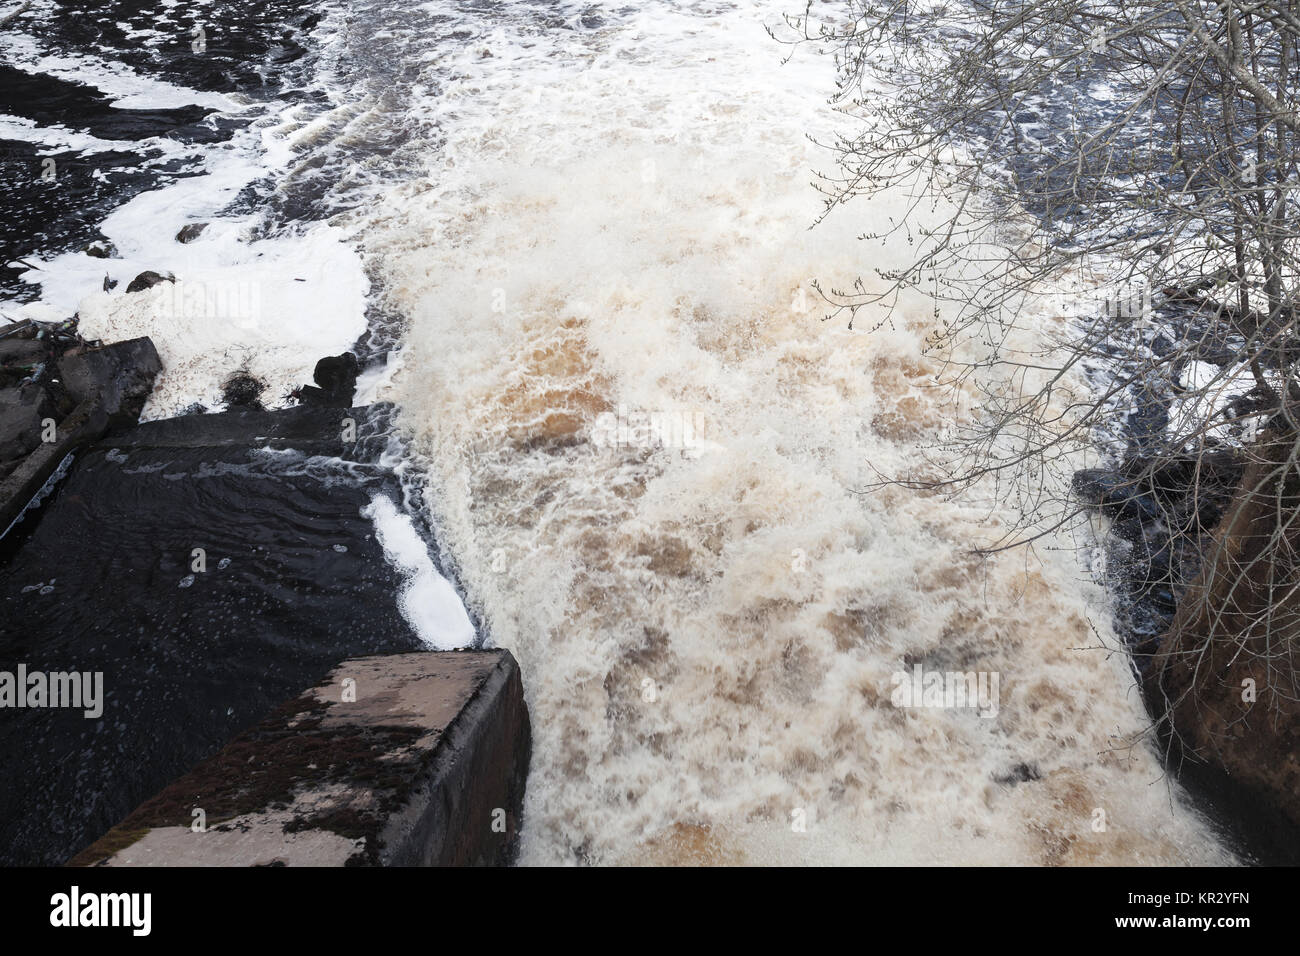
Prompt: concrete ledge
<box><xmin>68</xmin><ymin>651</ymin><xmax>531</xmax><ymax>867</ymax></box>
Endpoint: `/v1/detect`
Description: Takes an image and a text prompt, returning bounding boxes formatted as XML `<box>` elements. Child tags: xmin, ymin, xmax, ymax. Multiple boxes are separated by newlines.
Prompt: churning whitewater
<box><xmin>329</xmin><ymin>0</ymin><xmax>1232</xmax><ymax>864</ymax></box>
<box><xmin>0</xmin><ymin>0</ymin><xmax>1235</xmax><ymax>865</ymax></box>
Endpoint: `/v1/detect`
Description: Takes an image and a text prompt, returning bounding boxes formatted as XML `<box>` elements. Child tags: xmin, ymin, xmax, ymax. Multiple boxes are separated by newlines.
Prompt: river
<box><xmin>0</xmin><ymin>0</ymin><xmax>1234</xmax><ymax>865</ymax></box>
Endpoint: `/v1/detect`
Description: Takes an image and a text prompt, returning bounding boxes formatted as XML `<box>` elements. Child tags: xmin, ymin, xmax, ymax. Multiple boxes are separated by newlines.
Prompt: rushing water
<box><xmin>2</xmin><ymin>0</ymin><xmax>1236</xmax><ymax>864</ymax></box>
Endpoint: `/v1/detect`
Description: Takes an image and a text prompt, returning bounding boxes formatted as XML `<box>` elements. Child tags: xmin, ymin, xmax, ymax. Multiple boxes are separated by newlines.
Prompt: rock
<box><xmin>315</xmin><ymin>352</ymin><xmax>360</xmax><ymax>402</ymax></box>
<box><xmin>1071</xmin><ymin>468</ymin><xmax>1162</xmax><ymax>520</ymax></box>
<box><xmin>296</xmin><ymin>352</ymin><xmax>360</xmax><ymax>408</ymax></box>
<box><xmin>1075</xmin><ymin>452</ymin><xmax>1242</xmax><ymax>529</ymax></box>
<box><xmin>0</xmin><ymin>319</ymin><xmax>36</xmax><ymax>341</ymax></box>
<box><xmin>993</xmin><ymin>762</ymin><xmax>1041</xmax><ymax>786</ymax></box>
<box><xmin>1</xmin><ymin>382</ymin><xmax>54</xmax><ymax>417</ymax></box>
<box><xmin>0</xmin><ymin>385</ymin><xmax>52</xmax><ymax>463</ymax></box>
<box><xmin>175</xmin><ymin>223</ymin><xmax>208</xmax><ymax>244</ymax></box>
<box><xmin>57</xmin><ymin>337</ymin><xmax>161</xmax><ymax>426</ymax></box>
<box><xmin>68</xmin><ymin>651</ymin><xmax>529</xmax><ymax>867</ymax></box>
<box><xmin>0</xmin><ymin>404</ymin><xmax>422</xmax><ymax>864</ymax></box>
<box><xmin>113</xmin><ymin>402</ymin><xmax>387</xmax><ymax>452</ymax></box>
<box><xmin>0</xmin><ymin>399</ymin><xmax>108</xmax><ymax>532</ymax></box>
<box><xmin>0</xmin><ymin>337</ymin><xmax>44</xmax><ymax>368</ymax></box>
<box><xmin>83</xmin><ymin>239</ymin><xmax>116</xmax><ymax>259</ymax></box>
<box><xmin>292</xmin><ymin>384</ymin><xmax>327</xmax><ymax>405</ymax></box>
<box><xmin>124</xmin><ymin>270</ymin><xmax>174</xmax><ymax>294</ymax></box>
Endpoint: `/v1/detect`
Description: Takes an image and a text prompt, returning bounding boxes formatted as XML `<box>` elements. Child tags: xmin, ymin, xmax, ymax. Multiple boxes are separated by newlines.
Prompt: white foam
<box><xmin>4</xmin><ymin>92</ymin><xmax>368</xmax><ymax>418</ymax></box>
<box><xmin>68</xmin><ymin>217</ymin><xmax>369</xmax><ymax>418</ymax></box>
<box><xmin>0</xmin><ymin>113</ymin><xmax>197</xmax><ymax>158</ymax></box>
<box><xmin>346</xmin><ymin>0</ymin><xmax>1232</xmax><ymax>865</ymax></box>
<box><xmin>1169</xmin><ymin>360</ymin><xmax>1263</xmax><ymax>447</ymax></box>
<box><xmin>0</xmin><ymin>32</ymin><xmax>244</xmax><ymax>111</ymax></box>
<box><xmin>362</xmin><ymin>494</ymin><xmax>476</xmax><ymax>650</ymax></box>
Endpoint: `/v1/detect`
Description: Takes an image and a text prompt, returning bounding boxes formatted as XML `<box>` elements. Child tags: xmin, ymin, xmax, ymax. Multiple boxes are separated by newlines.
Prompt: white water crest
<box><xmin>363</xmin><ymin>493</ymin><xmax>477</xmax><ymax>650</ymax></box>
<box><xmin>335</xmin><ymin>0</ymin><xmax>1235</xmax><ymax>864</ymax></box>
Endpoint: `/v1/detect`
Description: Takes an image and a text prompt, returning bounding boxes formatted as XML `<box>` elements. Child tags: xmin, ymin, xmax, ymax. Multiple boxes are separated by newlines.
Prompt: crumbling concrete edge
<box><xmin>380</xmin><ymin>650</ymin><xmax>532</xmax><ymax>866</ymax></box>
<box><xmin>67</xmin><ymin>650</ymin><xmax>532</xmax><ymax>867</ymax></box>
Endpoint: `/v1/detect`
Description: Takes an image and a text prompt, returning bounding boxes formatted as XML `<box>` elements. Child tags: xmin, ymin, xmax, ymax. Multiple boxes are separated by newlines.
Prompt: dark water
<box><xmin>0</xmin><ymin>404</ymin><xmax>426</xmax><ymax>865</ymax></box>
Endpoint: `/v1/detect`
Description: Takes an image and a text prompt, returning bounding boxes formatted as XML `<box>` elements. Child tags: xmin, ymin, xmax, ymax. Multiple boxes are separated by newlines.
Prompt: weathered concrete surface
<box><xmin>68</xmin><ymin>651</ymin><xmax>531</xmax><ymax>867</ymax></box>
